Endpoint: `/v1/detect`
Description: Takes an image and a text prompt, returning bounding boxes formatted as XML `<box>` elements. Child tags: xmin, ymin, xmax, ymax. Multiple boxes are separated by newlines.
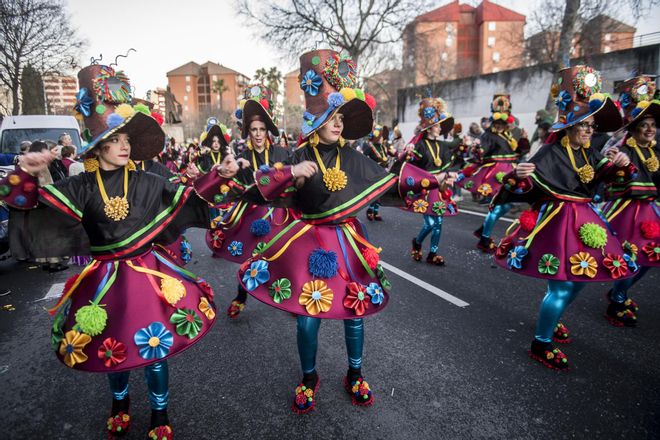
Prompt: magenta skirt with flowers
<box><xmin>205</xmin><ymin>202</ymin><xmax>297</xmax><ymax>264</ymax></box>
<box><xmin>494</xmin><ymin>201</ymin><xmax>637</xmax><ymax>282</ymax></box>
<box><xmin>236</xmin><ymin>217</ymin><xmax>391</xmax><ymax>320</ymax></box>
<box><xmin>50</xmin><ymin>247</ymin><xmax>216</xmax><ymax>373</ymax></box>
<box><xmin>459</xmin><ymin>161</ymin><xmax>515</xmax><ymax>197</ymax></box>
<box><xmin>603</xmin><ymin>199</ymin><xmax>660</xmax><ymax>267</ymax></box>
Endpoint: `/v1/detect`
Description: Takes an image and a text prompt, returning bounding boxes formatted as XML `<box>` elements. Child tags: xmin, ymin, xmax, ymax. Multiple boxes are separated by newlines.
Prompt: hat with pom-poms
<box><xmin>417</xmin><ymin>97</ymin><xmax>454</xmax><ymax>134</ymax></box>
<box><xmin>74</xmin><ymin>64</ymin><xmax>165</xmax><ymax>160</ymax></box>
<box><xmin>490</xmin><ymin>94</ymin><xmax>516</xmax><ymax>125</ymax></box>
<box><xmin>298</xmin><ymin>50</ymin><xmax>375</xmax><ymax>139</ymax></box>
<box><xmin>548</xmin><ymin>65</ymin><xmax>622</xmax><ymax>133</ymax></box>
<box><xmin>236</xmin><ymin>84</ymin><xmax>279</xmax><ymax>139</ymax></box>
<box><xmin>616</xmin><ymin>75</ymin><xmax>660</xmax><ymax>130</ymax></box>
<box><xmin>199</xmin><ymin>117</ymin><xmax>230</xmax><ymax>148</ymax></box>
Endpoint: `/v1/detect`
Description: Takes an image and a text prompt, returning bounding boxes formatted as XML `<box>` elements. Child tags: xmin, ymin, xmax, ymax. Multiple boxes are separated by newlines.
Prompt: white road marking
<box><xmin>35</xmin><ymin>283</ymin><xmax>64</xmax><ymax>302</ymax></box>
<box><xmin>459</xmin><ymin>208</ymin><xmax>515</xmax><ymax>223</ymax></box>
<box><xmin>380</xmin><ymin>261</ymin><xmax>470</xmax><ymax>308</ymax></box>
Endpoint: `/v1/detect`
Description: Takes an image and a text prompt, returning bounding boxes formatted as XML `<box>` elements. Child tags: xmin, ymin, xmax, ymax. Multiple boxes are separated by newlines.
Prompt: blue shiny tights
<box><xmin>107</xmin><ymin>361</ymin><xmax>169</xmax><ymax>410</ymax></box>
<box><xmin>416</xmin><ymin>214</ymin><xmax>443</xmax><ymax>253</ymax></box>
<box><xmin>481</xmin><ymin>203</ymin><xmax>512</xmax><ymax>238</ymax></box>
<box><xmin>297</xmin><ymin>316</ymin><xmax>364</xmax><ymax>374</ymax></box>
<box><xmin>535</xmin><ymin>281</ymin><xmax>586</xmax><ymax>343</ymax></box>
<box><xmin>367</xmin><ymin>201</ymin><xmax>380</xmax><ymax>213</ymax></box>
<box><xmin>610</xmin><ymin>266</ymin><xmax>651</xmax><ymax>302</ymax></box>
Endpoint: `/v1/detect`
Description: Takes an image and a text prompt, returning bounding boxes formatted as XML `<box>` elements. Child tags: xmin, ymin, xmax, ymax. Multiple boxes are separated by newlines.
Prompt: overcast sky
<box><xmin>67</xmin><ymin>0</ymin><xmax>660</xmax><ymax>98</ymax></box>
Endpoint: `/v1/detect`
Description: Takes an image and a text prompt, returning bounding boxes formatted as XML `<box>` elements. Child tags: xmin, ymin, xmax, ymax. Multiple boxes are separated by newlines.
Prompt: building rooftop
<box><xmin>167</xmin><ymin>61</ymin><xmax>248</xmax><ymax>78</ymax></box>
<box><xmin>586</xmin><ymin>14</ymin><xmax>636</xmax><ymax>33</ymax></box>
<box><xmin>475</xmin><ymin>0</ymin><xmax>525</xmax><ymax>23</ymax></box>
<box><xmin>415</xmin><ymin>0</ymin><xmax>525</xmax><ymax>24</ymax></box>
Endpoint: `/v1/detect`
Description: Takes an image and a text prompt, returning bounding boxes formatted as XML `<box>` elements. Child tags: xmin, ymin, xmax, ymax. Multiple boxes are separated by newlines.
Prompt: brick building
<box><xmin>166</xmin><ymin>61</ymin><xmax>249</xmax><ymax>136</ymax></box>
<box><xmin>403</xmin><ymin>0</ymin><xmax>526</xmax><ymax>86</ymax></box>
<box><xmin>43</xmin><ymin>74</ymin><xmax>77</xmax><ymax>115</ymax></box>
<box><xmin>283</xmin><ymin>69</ymin><xmax>304</xmax><ymax>108</ymax></box>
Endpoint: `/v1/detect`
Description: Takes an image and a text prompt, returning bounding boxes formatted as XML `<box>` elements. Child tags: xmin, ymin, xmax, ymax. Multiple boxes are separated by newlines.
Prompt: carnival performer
<box><xmin>458</xmin><ymin>94</ymin><xmax>529</xmax><ymax>252</ymax></box>
<box><xmin>364</xmin><ymin>124</ymin><xmax>395</xmax><ymax>221</ymax></box>
<box><xmin>194</xmin><ymin>49</ymin><xmax>454</xmax><ymax>412</ymax></box>
<box><xmin>195</xmin><ymin>119</ymin><xmax>232</xmax><ymax>175</ymax></box>
<box><xmin>407</xmin><ymin>97</ymin><xmax>459</xmax><ymax>265</ymax></box>
<box><xmin>0</xmin><ymin>64</ymin><xmax>218</xmax><ymax>439</ymax></box>
<box><xmin>205</xmin><ymin>84</ymin><xmax>293</xmax><ymax>319</ymax></box>
<box><xmin>491</xmin><ymin>65</ymin><xmax>635</xmax><ymax>370</ymax></box>
<box><xmin>600</xmin><ymin>75</ymin><xmax>660</xmax><ymax>326</ymax></box>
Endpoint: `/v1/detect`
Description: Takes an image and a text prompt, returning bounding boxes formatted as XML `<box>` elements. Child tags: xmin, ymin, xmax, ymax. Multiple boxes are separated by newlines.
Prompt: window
<box><xmin>185</xmin><ymin>76</ymin><xmax>190</xmax><ymax>82</ymax></box>
<box><xmin>446</xmin><ymin>23</ymin><xmax>454</xmax><ymax>33</ymax></box>
<box><xmin>604</xmin><ymin>45</ymin><xmax>611</xmax><ymax>53</ymax></box>
<box><xmin>492</xmin><ymin>67</ymin><xmax>500</xmax><ymax>73</ymax></box>
<box><xmin>441</xmin><ymin>52</ymin><xmax>448</xmax><ymax>61</ymax></box>
<box><xmin>186</xmin><ymin>85</ymin><xmax>191</xmax><ymax>93</ymax></box>
<box><xmin>604</xmin><ymin>33</ymin><xmax>611</xmax><ymax>41</ymax></box>
<box><xmin>446</xmin><ymin>37</ymin><xmax>453</xmax><ymax>46</ymax></box>
<box><xmin>492</xmin><ymin>52</ymin><xmax>500</xmax><ymax>63</ymax></box>
<box><xmin>184</xmin><ymin>105</ymin><xmax>189</xmax><ymax>111</ymax></box>
<box><xmin>488</xmin><ymin>22</ymin><xmax>496</xmax><ymax>31</ymax></box>
<box><xmin>212</xmin><ymin>75</ymin><xmax>217</xmax><ymax>81</ymax></box>
<box><xmin>488</xmin><ymin>36</ymin><xmax>496</xmax><ymax>47</ymax></box>
<box><xmin>183</xmin><ymin>95</ymin><xmax>188</xmax><ymax>102</ymax></box>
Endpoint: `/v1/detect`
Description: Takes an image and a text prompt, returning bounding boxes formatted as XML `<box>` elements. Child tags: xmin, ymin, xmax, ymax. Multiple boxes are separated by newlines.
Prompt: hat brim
<box><xmin>623</xmin><ymin>101</ymin><xmax>660</xmax><ymax>130</ymax></box>
<box><xmin>421</xmin><ymin>116</ymin><xmax>454</xmax><ymax>135</ymax></box>
<box><xmin>201</xmin><ymin>124</ymin><xmax>229</xmax><ymax>148</ymax></box>
<box><xmin>551</xmin><ymin>97</ymin><xmax>623</xmax><ymax>133</ymax></box>
<box><xmin>242</xmin><ymin>100</ymin><xmax>278</xmax><ymax>138</ymax></box>
<box><xmin>80</xmin><ymin>112</ymin><xmax>165</xmax><ymax>161</ymax></box>
<box><xmin>302</xmin><ymin>98</ymin><xmax>374</xmax><ymax>140</ymax></box>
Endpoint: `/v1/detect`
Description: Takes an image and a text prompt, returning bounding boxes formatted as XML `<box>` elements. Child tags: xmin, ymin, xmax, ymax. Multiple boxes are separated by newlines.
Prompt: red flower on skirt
<box><xmin>603</xmin><ymin>253</ymin><xmax>629</xmax><ymax>279</ymax></box>
<box><xmin>198</xmin><ymin>281</ymin><xmax>214</xmax><ymax>301</ymax></box>
<box><xmin>210</xmin><ymin>229</ymin><xmax>225</xmax><ymax>249</ymax></box>
<box><xmin>642</xmin><ymin>242</ymin><xmax>660</xmax><ymax>262</ymax></box>
<box><xmin>495</xmin><ymin>235</ymin><xmax>515</xmax><ymax>259</ymax></box>
<box><xmin>97</xmin><ymin>337</ymin><xmax>127</xmax><ymax>368</ymax></box>
<box><xmin>343</xmin><ymin>282</ymin><xmax>370</xmax><ymax>316</ymax></box>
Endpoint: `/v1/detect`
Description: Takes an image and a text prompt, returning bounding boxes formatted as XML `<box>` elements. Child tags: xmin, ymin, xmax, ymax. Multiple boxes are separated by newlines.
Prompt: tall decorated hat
<box><xmin>418</xmin><ymin>97</ymin><xmax>454</xmax><ymax>134</ymax></box>
<box><xmin>298</xmin><ymin>50</ymin><xmax>376</xmax><ymax>139</ymax></box>
<box><xmin>368</xmin><ymin>124</ymin><xmax>389</xmax><ymax>142</ymax></box>
<box><xmin>235</xmin><ymin>84</ymin><xmax>278</xmax><ymax>138</ymax></box>
<box><xmin>549</xmin><ymin>65</ymin><xmax>622</xmax><ymax>132</ymax></box>
<box><xmin>199</xmin><ymin>117</ymin><xmax>230</xmax><ymax>148</ymax></box>
<box><xmin>616</xmin><ymin>75</ymin><xmax>660</xmax><ymax>129</ymax></box>
<box><xmin>73</xmin><ymin>64</ymin><xmax>165</xmax><ymax>160</ymax></box>
<box><xmin>490</xmin><ymin>94</ymin><xmax>515</xmax><ymax>125</ymax></box>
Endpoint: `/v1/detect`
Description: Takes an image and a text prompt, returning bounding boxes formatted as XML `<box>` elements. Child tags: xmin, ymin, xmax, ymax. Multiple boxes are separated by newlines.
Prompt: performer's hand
<box><xmin>515</xmin><ymin>162</ymin><xmax>535</xmax><ymax>178</ymax></box>
<box><xmin>186</xmin><ymin>163</ymin><xmax>200</xmax><ymax>179</ymax></box>
<box><xmin>200</xmin><ymin>146</ymin><xmax>211</xmax><ymax>154</ymax></box>
<box><xmin>236</xmin><ymin>158</ymin><xmax>250</xmax><ymax>169</ymax></box>
<box><xmin>291</xmin><ymin>161</ymin><xmax>318</xmax><ymax>179</ymax></box>
<box><xmin>218</xmin><ymin>154</ymin><xmax>239</xmax><ymax>178</ymax></box>
<box><xmin>18</xmin><ymin>151</ymin><xmax>53</xmax><ymax>176</ymax></box>
<box><xmin>404</xmin><ymin>144</ymin><xmax>414</xmax><ymax>155</ymax></box>
<box><xmin>603</xmin><ymin>146</ymin><xmax>619</xmax><ymax>159</ymax></box>
<box><xmin>612</xmin><ymin>152</ymin><xmax>630</xmax><ymax>167</ymax></box>
<box><xmin>443</xmin><ymin>171</ymin><xmax>458</xmax><ymax>186</ymax></box>
<box><xmin>521</xmin><ymin>128</ymin><xmax>529</xmax><ymax>139</ymax></box>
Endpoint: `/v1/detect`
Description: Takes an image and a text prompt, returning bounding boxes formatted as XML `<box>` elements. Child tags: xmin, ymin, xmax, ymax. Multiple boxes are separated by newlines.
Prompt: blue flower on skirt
<box><xmin>228</xmin><ymin>241</ymin><xmax>243</xmax><ymax>256</ymax></box>
<box><xmin>405</xmin><ymin>176</ymin><xmax>415</xmax><ymax>187</ymax></box>
<box><xmin>366</xmin><ymin>283</ymin><xmax>384</xmax><ymax>305</ymax></box>
<box><xmin>180</xmin><ymin>238</ymin><xmax>192</xmax><ymax>264</ymax></box>
<box><xmin>300</xmin><ymin>69</ymin><xmax>323</xmax><ymax>96</ymax></box>
<box><xmin>134</xmin><ymin>322</ymin><xmax>173</xmax><ymax>360</ymax></box>
<box><xmin>623</xmin><ymin>254</ymin><xmax>638</xmax><ymax>272</ymax></box>
<box><xmin>507</xmin><ymin>246</ymin><xmax>528</xmax><ymax>270</ymax></box>
<box><xmin>242</xmin><ymin>260</ymin><xmax>270</xmax><ymax>291</ymax></box>
<box><xmin>259</xmin><ymin>164</ymin><xmax>270</xmax><ymax>173</ymax></box>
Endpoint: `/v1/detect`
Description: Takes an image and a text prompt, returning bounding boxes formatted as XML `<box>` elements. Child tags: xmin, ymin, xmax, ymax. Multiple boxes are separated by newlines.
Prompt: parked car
<box><xmin>0</xmin><ymin>115</ymin><xmax>81</xmax><ymax>154</ymax></box>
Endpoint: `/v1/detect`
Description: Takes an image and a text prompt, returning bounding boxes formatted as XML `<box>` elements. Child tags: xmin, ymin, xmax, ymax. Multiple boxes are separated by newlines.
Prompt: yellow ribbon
<box><xmin>523</xmin><ymin>202</ymin><xmax>564</xmax><ymax>248</ymax></box>
<box><xmin>607</xmin><ymin>198</ymin><xmax>632</xmax><ymax>221</ymax></box>
<box><xmin>263</xmin><ymin>224</ymin><xmax>313</xmax><ymax>262</ymax></box>
<box><xmin>48</xmin><ymin>260</ymin><xmax>101</xmax><ymax>314</ymax></box>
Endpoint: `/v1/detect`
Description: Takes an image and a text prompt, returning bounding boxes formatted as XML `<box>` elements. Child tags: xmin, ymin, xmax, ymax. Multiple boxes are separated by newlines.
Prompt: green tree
<box><xmin>254</xmin><ymin>66</ymin><xmax>282</xmax><ymax>96</ymax></box>
<box><xmin>20</xmin><ymin>64</ymin><xmax>45</xmax><ymax>114</ymax></box>
<box><xmin>212</xmin><ymin>79</ymin><xmax>228</xmax><ymax>110</ymax></box>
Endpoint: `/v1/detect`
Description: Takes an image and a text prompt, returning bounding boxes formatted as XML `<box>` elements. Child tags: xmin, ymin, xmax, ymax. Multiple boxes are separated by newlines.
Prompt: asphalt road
<box><xmin>1</xmin><ymin>202</ymin><xmax>658</xmax><ymax>439</ymax></box>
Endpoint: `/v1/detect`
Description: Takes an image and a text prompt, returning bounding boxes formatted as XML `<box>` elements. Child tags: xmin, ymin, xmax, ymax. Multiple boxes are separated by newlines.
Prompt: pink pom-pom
<box><xmin>361</xmin><ymin>247</ymin><xmax>379</xmax><ymax>270</ymax></box>
<box><xmin>640</xmin><ymin>221</ymin><xmax>660</xmax><ymax>239</ymax></box>
<box><xmin>519</xmin><ymin>209</ymin><xmax>538</xmax><ymax>232</ymax></box>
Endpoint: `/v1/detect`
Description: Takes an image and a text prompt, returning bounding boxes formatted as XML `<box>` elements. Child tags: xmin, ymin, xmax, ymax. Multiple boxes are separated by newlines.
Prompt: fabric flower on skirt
<box><xmin>134</xmin><ymin>322</ymin><xmax>173</xmax><ymax>360</ymax></box>
<box><xmin>343</xmin><ymin>282</ymin><xmax>370</xmax><ymax>316</ymax></box>
<box><xmin>432</xmin><ymin>201</ymin><xmax>447</xmax><ymax>216</ymax></box>
<box><xmin>97</xmin><ymin>337</ymin><xmax>127</xmax><ymax>368</ymax></box>
<box><xmin>537</xmin><ymin>254</ymin><xmax>560</xmax><ymax>275</ymax></box>
<box><xmin>242</xmin><ymin>260</ymin><xmax>270</xmax><ymax>291</ymax></box>
<box><xmin>269</xmin><ymin>278</ymin><xmax>292</xmax><ymax>304</ymax></box>
<box><xmin>569</xmin><ymin>252</ymin><xmax>598</xmax><ymax>278</ymax></box>
<box><xmin>506</xmin><ymin>246</ymin><xmax>528</xmax><ymax>270</ymax></box>
<box><xmin>228</xmin><ymin>241</ymin><xmax>243</xmax><ymax>257</ymax></box>
<box><xmin>603</xmin><ymin>253</ymin><xmax>629</xmax><ymax>279</ymax></box>
<box><xmin>198</xmin><ymin>297</ymin><xmax>216</xmax><ymax>320</ymax></box>
<box><xmin>59</xmin><ymin>330</ymin><xmax>92</xmax><ymax>368</ymax></box>
<box><xmin>170</xmin><ymin>308</ymin><xmax>203</xmax><ymax>339</ymax></box>
<box><xmin>642</xmin><ymin>242</ymin><xmax>660</xmax><ymax>262</ymax></box>
<box><xmin>366</xmin><ymin>282</ymin><xmax>384</xmax><ymax>305</ymax></box>
<box><xmin>210</xmin><ymin>229</ymin><xmax>225</xmax><ymax>249</ymax></box>
<box><xmin>477</xmin><ymin>183</ymin><xmax>492</xmax><ymax>196</ymax></box>
<box><xmin>412</xmin><ymin>199</ymin><xmax>429</xmax><ymax>213</ymax></box>
<box><xmin>299</xmin><ymin>280</ymin><xmax>334</xmax><ymax>315</ymax></box>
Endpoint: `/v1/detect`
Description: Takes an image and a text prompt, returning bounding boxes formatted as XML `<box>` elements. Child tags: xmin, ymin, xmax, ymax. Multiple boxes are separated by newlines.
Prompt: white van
<box><xmin>0</xmin><ymin>115</ymin><xmax>81</xmax><ymax>154</ymax></box>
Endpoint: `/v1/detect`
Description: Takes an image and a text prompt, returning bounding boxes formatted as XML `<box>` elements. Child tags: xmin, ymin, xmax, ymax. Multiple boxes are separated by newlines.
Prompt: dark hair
<box><xmin>61</xmin><ymin>145</ymin><xmax>75</xmax><ymax>158</ymax></box>
<box><xmin>28</xmin><ymin>140</ymin><xmax>49</xmax><ymax>153</ymax></box>
<box><xmin>628</xmin><ymin>114</ymin><xmax>656</xmax><ymax>132</ymax></box>
<box><xmin>538</xmin><ymin>122</ymin><xmax>551</xmax><ymax>132</ymax></box>
<box><xmin>248</xmin><ymin>114</ymin><xmax>265</xmax><ymax>128</ymax></box>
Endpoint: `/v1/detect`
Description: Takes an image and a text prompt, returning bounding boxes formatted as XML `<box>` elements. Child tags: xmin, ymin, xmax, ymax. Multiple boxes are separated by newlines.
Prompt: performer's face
<box><xmin>211</xmin><ymin>136</ymin><xmax>221</xmax><ymax>151</ymax></box>
<box><xmin>567</xmin><ymin>116</ymin><xmax>595</xmax><ymax>147</ymax></box>
<box><xmin>97</xmin><ymin>132</ymin><xmax>131</xmax><ymax>170</ymax></box>
<box><xmin>249</xmin><ymin>121</ymin><xmax>268</xmax><ymax>148</ymax></box>
<box><xmin>318</xmin><ymin>113</ymin><xmax>344</xmax><ymax>144</ymax></box>
<box><xmin>428</xmin><ymin>124</ymin><xmax>441</xmax><ymax>138</ymax></box>
<box><xmin>633</xmin><ymin>117</ymin><xmax>657</xmax><ymax>145</ymax></box>
<box><xmin>492</xmin><ymin>120</ymin><xmax>506</xmax><ymax>133</ymax></box>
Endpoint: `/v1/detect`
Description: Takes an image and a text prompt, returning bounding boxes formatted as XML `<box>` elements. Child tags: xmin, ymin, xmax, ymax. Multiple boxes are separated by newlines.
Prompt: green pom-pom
<box><xmin>311</xmin><ymin>56</ymin><xmax>321</xmax><ymax>66</ymax></box>
<box><xmin>133</xmin><ymin>103</ymin><xmax>151</xmax><ymax>115</ymax></box>
<box><xmin>354</xmin><ymin>88</ymin><xmax>365</xmax><ymax>100</ymax></box>
<box><xmin>75</xmin><ymin>303</ymin><xmax>107</xmax><ymax>336</ymax></box>
<box><xmin>213</xmin><ymin>194</ymin><xmax>224</xmax><ymax>204</ymax></box>
<box><xmin>579</xmin><ymin>223</ymin><xmax>608</xmax><ymax>249</ymax></box>
<box><xmin>495</xmin><ymin>172</ymin><xmax>506</xmax><ymax>183</ymax></box>
<box><xmin>95</xmin><ymin>104</ymin><xmax>106</xmax><ymax>114</ymax></box>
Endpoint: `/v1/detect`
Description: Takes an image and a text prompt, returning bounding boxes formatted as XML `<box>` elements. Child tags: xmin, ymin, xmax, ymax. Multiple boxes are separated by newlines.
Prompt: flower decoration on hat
<box><xmin>555</xmin><ymin>90</ymin><xmax>572</xmax><ymax>111</ymax></box>
<box><xmin>301</xmin><ymin>69</ymin><xmax>323</xmax><ymax>96</ymax></box>
<box><xmin>92</xmin><ymin>65</ymin><xmax>131</xmax><ymax>104</ymax></box>
<box><xmin>631</xmin><ymin>77</ymin><xmax>656</xmax><ymax>102</ymax></box>
<box><xmin>323</xmin><ymin>52</ymin><xmax>357</xmax><ymax>90</ymax></box>
<box><xmin>74</xmin><ymin>88</ymin><xmax>94</xmax><ymax>117</ymax></box>
<box><xmin>491</xmin><ymin>95</ymin><xmax>511</xmax><ymax>114</ymax></box>
<box><xmin>134</xmin><ymin>322</ymin><xmax>173</xmax><ymax>360</ymax></box>
<box><xmin>573</xmin><ymin>66</ymin><xmax>602</xmax><ymax>99</ymax></box>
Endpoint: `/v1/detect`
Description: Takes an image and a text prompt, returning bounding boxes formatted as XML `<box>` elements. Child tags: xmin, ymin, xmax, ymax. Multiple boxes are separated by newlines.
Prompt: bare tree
<box><xmin>0</xmin><ymin>0</ymin><xmax>86</xmax><ymax>115</ymax></box>
<box><xmin>237</xmin><ymin>0</ymin><xmax>429</xmax><ymax>67</ymax></box>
